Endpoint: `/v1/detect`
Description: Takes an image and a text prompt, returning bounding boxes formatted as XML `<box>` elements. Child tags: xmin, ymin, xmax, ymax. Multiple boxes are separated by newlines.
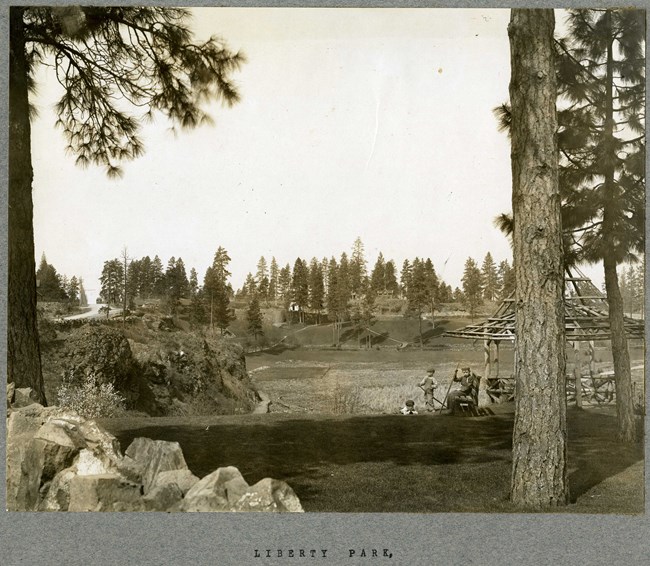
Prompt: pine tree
<box><xmin>423</xmin><ymin>258</ymin><xmax>439</xmax><ymax>325</ymax></box>
<box><xmin>36</xmin><ymin>254</ymin><xmax>67</xmax><ymax>301</ymax></box>
<box><xmin>67</xmin><ymin>276</ymin><xmax>80</xmax><ymax>305</ymax></box>
<box><xmin>246</xmin><ymin>293</ymin><xmax>264</xmax><ymax>344</ymax></box>
<box><xmin>384</xmin><ymin>260</ymin><xmax>399</xmax><ymax>296</ymax></box>
<box><xmin>9</xmin><ymin>7</ymin><xmax>242</xmax><ymax>401</ymax></box>
<box><xmin>99</xmin><ymin>259</ymin><xmax>124</xmax><ymax>305</ymax></box>
<box><xmin>151</xmin><ymin>256</ymin><xmax>165</xmax><ymax>298</ymax></box>
<box><xmin>406</xmin><ymin>258</ymin><xmax>431</xmax><ymax>349</ymax></box>
<box><xmin>481</xmin><ymin>252</ymin><xmax>499</xmax><ymax>301</ymax></box>
<box><xmin>497</xmin><ymin>259</ymin><xmax>515</xmax><ymax>299</ymax></box>
<box><xmin>370</xmin><ymin>252</ymin><xmax>386</xmax><ymax>294</ymax></box>
<box><xmin>189</xmin><ymin>268</ymin><xmax>199</xmax><ymax>297</ymax></box>
<box><xmin>268</xmin><ymin>257</ymin><xmax>279</xmax><ymax>303</ymax></box>
<box><xmin>278</xmin><ymin>264</ymin><xmax>292</xmax><ymax>310</ymax></box>
<box><xmin>291</xmin><ymin>258</ymin><xmax>309</xmax><ymax>323</ymax></box>
<box><xmin>400</xmin><ymin>259</ymin><xmax>412</xmax><ymax>298</ymax></box>
<box><xmin>308</xmin><ymin>258</ymin><xmax>325</xmax><ymax>323</ymax></box>
<box><xmin>461</xmin><ymin>257</ymin><xmax>483</xmax><ymax>319</ymax></box>
<box><xmin>204</xmin><ymin>247</ymin><xmax>234</xmax><ymax>333</ymax></box>
<box><xmin>509</xmin><ymin>8</ymin><xmax>568</xmax><ymax>507</ymax></box>
<box><xmin>349</xmin><ymin>237</ymin><xmax>367</xmax><ymax>296</ymax></box>
<box><xmin>556</xmin><ymin>8</ymin><xmax>644</xmax><ymax>443</ymax></box>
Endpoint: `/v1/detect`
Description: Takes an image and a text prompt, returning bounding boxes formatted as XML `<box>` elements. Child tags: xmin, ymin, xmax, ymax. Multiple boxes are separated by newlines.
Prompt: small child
<box><xmin>400</xmin><ymin>399</ymin><xmax>418</xmax><ymax>415</ymax></box>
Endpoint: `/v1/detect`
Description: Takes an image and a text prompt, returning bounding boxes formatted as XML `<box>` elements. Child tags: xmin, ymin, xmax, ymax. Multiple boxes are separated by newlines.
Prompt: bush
<box><xmin>57</xmin><ymin>372</ymin><xmax>126</xmax><ymax>418</ymax></box>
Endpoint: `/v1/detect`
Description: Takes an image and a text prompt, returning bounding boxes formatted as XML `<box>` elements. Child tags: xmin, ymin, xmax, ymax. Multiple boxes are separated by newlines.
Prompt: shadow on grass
<box><xmin>110</xmin><ymin>408</ymin><xmax>643</xmax><ymax>512</ymax></box>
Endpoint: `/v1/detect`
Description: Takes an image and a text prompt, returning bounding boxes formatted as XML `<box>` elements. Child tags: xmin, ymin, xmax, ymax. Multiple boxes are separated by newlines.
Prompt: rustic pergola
<box><xmin>445</xmin><ymin>267</ymin><xmax>644</xmax><ymax>406</ymax></box>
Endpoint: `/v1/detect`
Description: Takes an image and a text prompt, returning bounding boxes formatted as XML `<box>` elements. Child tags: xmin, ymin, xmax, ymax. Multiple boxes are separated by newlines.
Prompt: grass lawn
<box><xmin>102</xmin><ymin>405</ymin><xmax>644</xmax><ymax>513</ymax></box>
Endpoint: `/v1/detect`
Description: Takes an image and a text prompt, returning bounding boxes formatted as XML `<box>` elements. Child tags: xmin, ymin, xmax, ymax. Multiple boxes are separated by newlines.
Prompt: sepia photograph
<box><xmin>2</xmin><ymin>2</ymin><xmax>647</xmax><ymax>563</ymax></box>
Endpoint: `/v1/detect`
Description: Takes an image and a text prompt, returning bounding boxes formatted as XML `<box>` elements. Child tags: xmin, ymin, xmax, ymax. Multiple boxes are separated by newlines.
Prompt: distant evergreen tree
<box><xmin>268</xmin><ymin>257</ymin><xmax>279</xmax><ymax>303</ymax></box>
<box><xmin>36</xmin><ymin>254</ymin><xmax>67</xmax><ymax>301</ymax></box>
<box><xmin>278</xmin><ymin>263</ymin><xmax>292</xmax><ymax>310</ymax></box>
<box><xmin>406</xmin><ymin>258</ymin><xmax>431</xmax><ymax>348</ymax></box>
<box><xmin>151</xmin><ymin>255</ymin><xmax>165</xmax><ymax>297</ymax></box>
<box><xmin>384</xmin><ymin>260</ymin><xmax>399</xmax><ymax>295</ymax></box>
<box><xmin>308</xmin><ymin>258</ymin><xmax>325</xmax><ymax>323</ymax></box>
<box><xmin>256</xmin><ymin>256</ymin><xmax>268</xmax><ymax>284</ymax></box>
<box><xmin>370</xmin><ymin>252</ymin><xmax>386</xmax><ymax>293</ymax></box>
<box><xmin>189</xmin><ymin>268</ymin><xmax>199</xmax><ymax>297</ymax></box>
<box><xmin>291</xmin><ymin>258</ymin><xmax>309</xmax><ymax>323</ymax></box>
<box><xmin>139</xmin><ymin>256</ymin><xmax>153</xmax><ymax>299</ymax></box>
<box><xmin>481</xmin><ymin>252</ymin><xmax>499</xmax><ymax>301</ymax></box>
<box><xmin>423</xmin><ymin>258</ymin><xmax>439</xmax><ymax>323</ymax></box>
<box><xmin>349</xmin><ymin>237</ymin><xmax>367</xmax><ymax>296</ymax></box>
<box><xmin>462</xmin><ymin>257</ymin><xmax>483</xmax><ymax>319</ymax></box>
<box><xmin>203</xmin><ymin>247</ymin><xmax>234</xmax><ymax>333</ymax></box>
<box><xmin>246</xmin><ymin>293</ymin><xmax>264</xmax><ymax>344</ymax></box>
<box><xmin>67</xmin><ymin>276</ymin><xmax>80</xmax><ymax>305</ymax></box>
<box><xmin>400</xmin><ymin>259</ymin><xmax>412</xmax><ymax>298</ymax></box>
<box><xmin>497</xmin><ymin>259</ymin><xmax>515</xmax><ymax>299</ymax></box>
<box><xmin>99</xmin><ymin>259</ymin><xmax>124</xmax><ymax>305</ymax></box>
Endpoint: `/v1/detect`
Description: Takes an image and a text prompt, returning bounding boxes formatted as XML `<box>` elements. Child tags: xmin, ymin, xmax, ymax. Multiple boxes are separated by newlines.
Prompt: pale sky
<box><xmin>30</xmin><ymin>8</ymin><xmax>601</xmax><ymax>301</ymax></box>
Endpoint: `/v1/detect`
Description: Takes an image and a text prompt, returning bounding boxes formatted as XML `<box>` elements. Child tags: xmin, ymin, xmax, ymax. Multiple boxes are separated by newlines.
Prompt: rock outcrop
<box><xmin>6</xmin><ymin>399</ymin><xmax>303</xmax><ymax>513</ymax></box>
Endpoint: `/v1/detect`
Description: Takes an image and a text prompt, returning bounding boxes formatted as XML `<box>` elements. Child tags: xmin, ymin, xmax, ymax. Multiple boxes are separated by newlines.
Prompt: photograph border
<box><xmin>1</xmin><ymin>1</ymin><xmax>648</xmax><ymax>564</ymax></box>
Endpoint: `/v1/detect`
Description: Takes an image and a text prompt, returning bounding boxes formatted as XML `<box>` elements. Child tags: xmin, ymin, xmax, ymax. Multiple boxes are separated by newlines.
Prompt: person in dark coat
<box><xmin>447</xmin><ymin>367</ymin><xmax>479</xmax><ymax>415</ymax></box>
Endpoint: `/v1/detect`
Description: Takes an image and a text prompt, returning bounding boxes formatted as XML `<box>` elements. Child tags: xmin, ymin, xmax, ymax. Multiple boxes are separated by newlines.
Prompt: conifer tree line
<box><xmin>36</xmin><ymin>254</ymin><xmax>88</xmax><ymax>307</ymax></box>
<box><xmin>89</xmin><ymin>239</ymin><xmax>514</xmax><ymax>332</ymax></box>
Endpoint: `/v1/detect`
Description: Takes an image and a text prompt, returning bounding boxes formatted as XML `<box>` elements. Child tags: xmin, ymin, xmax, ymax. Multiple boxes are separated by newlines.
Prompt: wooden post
<box><xmin>573</xmin><ymin>341</ymin><xmax>582</xmax><ymax>408</ymax></box>
<box><xmin>588</xmin><ymin>340</ymin><xmax>595</xmax><ymax>377</ymax></box>
<box><xmin>494</xmin><ymin>341</ymin><xmax>500</xmax><ymax>378</ymax></box>
<box><xmin>479</xmin><ymin>337</ymin><xmax>491</xmax><ymax>407</ymax></box>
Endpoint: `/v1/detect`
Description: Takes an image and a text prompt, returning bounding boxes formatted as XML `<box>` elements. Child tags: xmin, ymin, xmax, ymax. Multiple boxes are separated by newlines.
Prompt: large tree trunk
<box><xmin>601</xmin><ymin>10</ymin><xmax>637</xmax><ymax>444</ymax></box>
<box><xmin>8</xmin><ymin>8</ymin><xmax>47</xmax><ymax>405</ymax></box>
<box><xmin>508</xmin><ymin>9</ymin><xmax>568</xmax><ymax>508</ymax></box>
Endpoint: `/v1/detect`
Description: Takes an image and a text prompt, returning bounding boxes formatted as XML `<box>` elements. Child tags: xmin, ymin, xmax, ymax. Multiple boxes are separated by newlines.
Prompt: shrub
<box><xmin>57</xmin><ymin>372</ymin><xmax>126</xmax><ymax>418</ymax></box>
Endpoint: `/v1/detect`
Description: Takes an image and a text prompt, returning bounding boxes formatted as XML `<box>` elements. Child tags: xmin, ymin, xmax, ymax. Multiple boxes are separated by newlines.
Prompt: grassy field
<box><xmin>104</xmin><ymin>405</ymin><xmax>644</xmax><ymax>513</ymax></box>
<box><xmin>100</xmin><ymin>326</ymin><xmax>644</xmax><ymax>513</ymax></box>
<box><xmin>246</xmin><ymin>342</ymin><xmax>645</xmax><ymax>415</ymax></box>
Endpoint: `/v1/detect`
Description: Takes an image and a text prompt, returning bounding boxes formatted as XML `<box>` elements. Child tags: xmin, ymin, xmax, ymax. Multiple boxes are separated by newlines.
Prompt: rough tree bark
<box><xmin>8</xmin><ymin>8</ymin><xmax>47</xmax><ymax>404</ymax></box>
<box><xmin>508</xmin><ymin>9</ymin><xmax>568</xmax><ymax>508</ymax></box>
<box><xmin>601</xmin><ymin>11</ymin><xmax>637</xmax><ymax>444</ymax></box>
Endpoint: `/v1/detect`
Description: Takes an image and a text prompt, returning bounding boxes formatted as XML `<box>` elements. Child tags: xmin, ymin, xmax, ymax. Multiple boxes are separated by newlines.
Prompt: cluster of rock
<box><xmin>7</xmin><ymin>394</ymin><xmax>303</xmax><ymax>513</ymax></box>
<box><xmin>51</xmin><ymin>325</ymin><xmax>259</xmax><ymax>416</ymax></box>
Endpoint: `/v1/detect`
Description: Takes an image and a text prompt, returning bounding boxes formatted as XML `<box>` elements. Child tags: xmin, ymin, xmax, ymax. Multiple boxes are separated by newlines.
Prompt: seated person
<box><xmin>447</xmin><ymin>367</ymin><xmax>479</xmax><ymax>415</ymax></box>
<box><xmin>400</xmin><ymin>399</ymin><xmax>418</xmax><ymax>415</ymax></box>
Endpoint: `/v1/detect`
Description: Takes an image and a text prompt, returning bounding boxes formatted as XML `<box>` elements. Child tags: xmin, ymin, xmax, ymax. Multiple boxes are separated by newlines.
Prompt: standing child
<box><xmin>419</xmin><ymin>368</ymin><xmax>439</xmax><ymax>412</ymax></box>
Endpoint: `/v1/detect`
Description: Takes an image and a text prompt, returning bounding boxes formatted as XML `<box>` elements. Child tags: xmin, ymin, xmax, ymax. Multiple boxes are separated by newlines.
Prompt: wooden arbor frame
<box><xmin>445</xmin><ymin>267</ymin><xmax>645</xmax><ymax>406</ymax></box>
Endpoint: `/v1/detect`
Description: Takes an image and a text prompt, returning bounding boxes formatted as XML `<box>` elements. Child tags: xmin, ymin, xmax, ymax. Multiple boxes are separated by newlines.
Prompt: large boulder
<box><xmin>7</xmin><ymin>406</ymin><xmax>80</xmax><ymax>511</ymax></box>
<box><xmin>234</xmin><ymin>478</ymin><xmax>304</xmax><ymax>513</ymax></box>
<box><xmin>149</xmin><ymin>469</ymin><xmax>200</xmax><ymax>496</ymax></box>
<box><xmin>142</xmin><ymin>482</ymin><xmax>184</xmax><ymax>511</ymax></box>
<box><xmin>62</xmin><ymin>325</ymin><xmax>138</xmax><ymax>403</ymax></box>
<box><xmin>68</xmin><ymin>474</ymin><xmax>143</xmax><ymax>512</ymax></box>
<box><xmin>179</xmin><ymin>466</ymin><xmax>249</xmax><ymax>512</ymax></box>
<box><xmin>124</xmin><ymin>437</ymin><xmax>189</xmax><ymax>494</ymax></box>
<box><xmin>7</xmin><ymin>404</ymin><xmax>142</xmax><ymax>511</ymax></box>
<box><xmin>7</xmin><ymin>404</ymin><xmax>303</xmax><ymax>513</ymax></box>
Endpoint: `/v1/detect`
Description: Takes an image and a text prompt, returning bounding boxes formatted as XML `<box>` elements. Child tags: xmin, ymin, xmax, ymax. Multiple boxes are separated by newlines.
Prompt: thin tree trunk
<box><xmin>508</xmin><ymin>9</ymin><xmax>568</xmax><ymax>508</ymax></box>
<box><xmin>8</xmin><ymin>8</ymin><xmax>46</xmax><ymax>405</ymax></box>
<box><xmin>604</xmin><ymin>256</ymin><xmax>636</xmax><ymax>441</ymax></box>
<box><xmin>601</xmin><ymin>10</ymin><xmax>637</xmax><ymax>444</ymax></box>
